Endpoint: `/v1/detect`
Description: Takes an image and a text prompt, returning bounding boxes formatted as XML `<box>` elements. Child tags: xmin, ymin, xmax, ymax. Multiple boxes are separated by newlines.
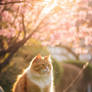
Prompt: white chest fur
<box><xmin>26</xmin><ymin>67</ymin><xmax>51</xmax><ymax>89</ymax></box>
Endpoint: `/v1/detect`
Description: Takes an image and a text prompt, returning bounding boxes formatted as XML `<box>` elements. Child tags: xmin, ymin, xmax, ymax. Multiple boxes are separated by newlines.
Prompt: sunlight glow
<box><xmin>33</xmin><ymin>0</ymin><xmax>58</xmax><ymax>30</ymax></box>
<box><xmin>30</xmin><ymin>0</ymin><xmax>80</xmax><ymax>33</ymax></box>
<box><xmin>41</xmin><ymin>0</ymin><xmax>58</xmax><ymax>15</ymax></box>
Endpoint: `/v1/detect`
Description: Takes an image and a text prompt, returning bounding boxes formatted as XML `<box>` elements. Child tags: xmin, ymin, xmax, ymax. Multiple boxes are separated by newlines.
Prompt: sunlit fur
<box><xmin>12</xmin><ymin>55</ymin><xmax>54</xmax><ymax>92</ymax></box>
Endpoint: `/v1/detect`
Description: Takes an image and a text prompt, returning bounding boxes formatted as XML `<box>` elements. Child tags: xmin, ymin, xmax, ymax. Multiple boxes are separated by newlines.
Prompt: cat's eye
<box><xmin>34</xmin><ymin>66</ymin><xmax>41</xmax><ymax>71</ymax></box>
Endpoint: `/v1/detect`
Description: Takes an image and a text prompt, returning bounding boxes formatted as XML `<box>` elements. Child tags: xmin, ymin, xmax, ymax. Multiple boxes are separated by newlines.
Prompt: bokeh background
<box><xmin>0</xmin><ymin>0</ymin><xmax>92</xmax><ymax>92</ymax></box>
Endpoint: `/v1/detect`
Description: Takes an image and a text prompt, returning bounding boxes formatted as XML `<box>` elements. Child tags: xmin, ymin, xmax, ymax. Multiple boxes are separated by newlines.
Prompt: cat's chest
<box><xmin>26</xmin><ymin>72</ymin><xmax>51</xmax><ymax>88</ymax></box>
<box><xmin>27</xmin><ymin>79</ymin><xmax>50</xmax><ymax>92</ymax></box>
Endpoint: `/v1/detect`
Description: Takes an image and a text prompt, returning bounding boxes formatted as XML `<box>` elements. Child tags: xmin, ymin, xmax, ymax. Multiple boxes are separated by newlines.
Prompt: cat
<box><xmin>0</xmin><ymin>86</ymin><xmax>4</xmax><ymax>92</ymax></box>
<box><xmin>12</xmin><ymin>55</ymin><xmax>54</xmax><ymax>92</ymax></box>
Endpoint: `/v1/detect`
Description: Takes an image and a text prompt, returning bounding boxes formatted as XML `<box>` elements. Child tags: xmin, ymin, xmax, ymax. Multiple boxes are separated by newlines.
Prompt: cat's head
<box><xmin>30</xmin><ymin>54</ymin><xmax>52</xmax><ymax>75</ymax></box>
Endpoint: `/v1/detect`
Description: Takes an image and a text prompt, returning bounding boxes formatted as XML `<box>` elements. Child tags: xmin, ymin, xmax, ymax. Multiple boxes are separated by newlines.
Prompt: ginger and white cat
<box><xmin>12</xmin><ymin>55</ymin><xmax>54</xmax><ymax>92</ymax></box>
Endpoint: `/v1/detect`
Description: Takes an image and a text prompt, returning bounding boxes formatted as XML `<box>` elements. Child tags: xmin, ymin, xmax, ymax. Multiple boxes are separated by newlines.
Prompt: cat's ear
<box><xmin>33</xmin><ymin>54</ymin><xmax>41</xmax><ymax>63</ymax></box>
<box><xmin>45</xmin><ymin>55</ymin><xmax>52</xmax><ymax>62</ymax></box>
<box><xmin>36</xmin><ymin>54</ymin><xmax>41</xmax><ymax>59</ymax></box>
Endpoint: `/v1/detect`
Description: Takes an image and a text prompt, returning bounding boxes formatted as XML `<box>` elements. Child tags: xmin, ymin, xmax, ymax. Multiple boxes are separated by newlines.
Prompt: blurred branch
<box><xmin>57</xmin><ymin>44</ymin><xmax>79</xmax><ymax>60</ymax></box>
<box><xmin>0</xmin><ymin>9</ymin><xmax>50</xmax><ymax>72</ymax></box>
<box><xmin>21</xmin><ymin>13</ymin><xmax>26</xmax><ymax>39</ymax></box>
<box><xmin>0</xmin><ymin>1</ymin><xmax>25</xmax><ymax>5</ymax></box>
<box><xmin>11</xmin><ymin>6</ymin><xmax>20</xmax><ymax>25</ymax></box>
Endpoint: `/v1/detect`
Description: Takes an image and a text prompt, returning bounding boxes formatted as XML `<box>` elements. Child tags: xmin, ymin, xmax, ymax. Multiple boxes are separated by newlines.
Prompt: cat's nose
<box><xmin>41</xmin><ymin>67</ymin><xmax>49</xmax><ymax>73</ymax></box>
<box><xmin>41</xmin><ymin>69</ymin><xmax>47</xmax><ymax>73</ymax></box>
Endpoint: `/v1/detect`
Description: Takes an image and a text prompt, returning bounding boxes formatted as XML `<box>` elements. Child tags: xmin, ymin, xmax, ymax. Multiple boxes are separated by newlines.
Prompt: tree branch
<box><xmin>57</xmin><ymin>44</ymin><xmax>79</xmax><ymax>60</ymax></box>
<box><xmin>21</xmin><ymin>13</ymin><xmax>26</xmax><ymax>39</ymax></box>
<box><xmin>0</xmin><ymin>9</ymin><xmax>50</xmax><ymax>72</ymax></box>
<box><xmin>0</xmin><ymin>1</ymin><xmax>25</xmax><ymax>5</ymax></box>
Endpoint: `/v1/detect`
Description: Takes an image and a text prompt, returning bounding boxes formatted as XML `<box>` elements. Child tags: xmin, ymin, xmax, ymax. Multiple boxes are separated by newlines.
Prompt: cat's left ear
<box><xmin>32</xmin><ymin>54</ymin><xmax>41</xmax><ymax>63</ymax></box>
<box><xmin>45</xmin><ymin>55</ymin><xmax>52</xmax><ymax>62</ymax></box>
<box><xmin>36</xmin><ymin>54</ymin><xmax>41</xmax><ymax>59</ymax></box>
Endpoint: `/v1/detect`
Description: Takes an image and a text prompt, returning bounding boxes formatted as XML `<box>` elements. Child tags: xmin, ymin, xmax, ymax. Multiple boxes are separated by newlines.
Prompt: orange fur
<box><xmin>12</xmin><ymin>73</ymin><xmax>27</xmax><ymax>92</ymax></box>
<box><xmin>12</xmin><ymin>55</ymin><xmax>53</xmax><ymax>92</ymax></box>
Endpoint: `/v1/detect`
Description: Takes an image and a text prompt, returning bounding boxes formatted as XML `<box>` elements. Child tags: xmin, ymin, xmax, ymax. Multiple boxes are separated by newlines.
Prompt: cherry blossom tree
<box><xmin>0</xmin><ymin>0</ymin><xmax>92</xmax><ymax>71</ymax></box>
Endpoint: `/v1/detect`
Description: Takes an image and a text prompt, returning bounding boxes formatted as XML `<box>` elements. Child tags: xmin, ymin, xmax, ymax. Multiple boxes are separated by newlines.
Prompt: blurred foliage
<box><xmin>0</xmin><ymin>36</ymin><xmax>9</xmax><ymax>63</ymax></box>
<box><xmin>0</xmin><ymin>36</ymin><xmax>8</xmax><ymax>51</ymax></box>
<box><xmin>17</xmin><ymin>38</ymin><xmax>49</xmax><ymax>60</ymax></box>
<box><xmin>0</xmin><ymin>38</ymin><xmax>49</xmax><ymax>92</ymax></box>
<box><xmin>52</xmin><ymin>58</ymin><xmax>64</xmax><ymax>84</ymax></box>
